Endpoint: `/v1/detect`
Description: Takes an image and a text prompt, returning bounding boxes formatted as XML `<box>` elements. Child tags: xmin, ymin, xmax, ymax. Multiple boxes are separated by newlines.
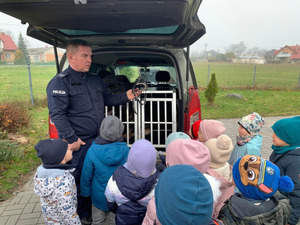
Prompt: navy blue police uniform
<box><xmin>46</xmin><ymin>66</ymin><xmax>129</xmax><ymax>219</ymax></box>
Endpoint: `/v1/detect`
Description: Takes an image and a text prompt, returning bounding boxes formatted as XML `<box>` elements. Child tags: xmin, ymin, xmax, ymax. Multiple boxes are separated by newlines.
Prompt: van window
<box><xmin>59</xmin><ymin>25</ymin><xmax>179</xmax><ymax>36</ymax></box>
<box><xmin>115</xmin><ymin>66</ymin><xmax>176</xmax><ymax>86</ymax></box>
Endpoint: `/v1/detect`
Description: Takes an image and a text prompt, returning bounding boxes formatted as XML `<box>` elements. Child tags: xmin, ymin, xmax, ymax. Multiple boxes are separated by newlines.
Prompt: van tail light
<box><xmin>49</xmin><ymin>116</ymin><xmax>59</xmax><ymax>139</ymax></box>
<box><xmin>184</xmin><ymin>86</ymin><xmax>201</xmax><ymax>133</ymax></box>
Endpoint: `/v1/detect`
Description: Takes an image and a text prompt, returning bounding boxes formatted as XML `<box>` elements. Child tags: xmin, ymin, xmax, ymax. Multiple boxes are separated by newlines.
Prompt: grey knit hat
<box><xmin>100</xmin><ymin>116</ymin><xmax>124</xmax><ymax>141</ymax></box>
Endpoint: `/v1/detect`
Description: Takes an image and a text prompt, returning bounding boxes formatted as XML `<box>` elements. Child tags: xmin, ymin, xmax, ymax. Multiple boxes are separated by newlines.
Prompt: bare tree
<box><xmin>225</xmin><ymin>41</ymin><xmax>247</xmax><ymax>58</ymax></box>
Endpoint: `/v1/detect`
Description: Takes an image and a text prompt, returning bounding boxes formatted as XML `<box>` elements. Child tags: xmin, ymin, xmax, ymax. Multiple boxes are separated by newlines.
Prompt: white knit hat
<box><xmin>205</xmin><ymin>134</ymin><xmax>233</xmax><ymax>169</ymax></box>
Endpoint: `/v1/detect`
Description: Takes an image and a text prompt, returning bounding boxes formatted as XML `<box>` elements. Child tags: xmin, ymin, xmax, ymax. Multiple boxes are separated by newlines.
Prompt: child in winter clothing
<box><xmin>165</xmin><ymin>131</ymin><xmax>191</xmax><ymax>148</ymax></box>
<box><xmin>154</xmin><ymin>165</ymin><xmax>218</xmax><ymax>225</ymax></box>
<box><xmin>269</xmin><ymin>116</ymin><xmax>300</xmax><ymax>225</ymax></box>
<box><xmin>143</xmin><ymin>139</ymin><xmax>222</xmax><ymax>225</ymax></box>
<box><xmin>197</xmin><ymin>119</ymin><xmax>226</xmax><ymax>143</ymax></box>
<box><xmin>34</xmin><ymin>139</ymin><xmax>81</xmax><ymax>225</ymax></box>
<box><xmin>157</xmin><ymin>131</ymin><xmax>191</xmax><ymax>172</ymax></box>
<box><xmin>228</xmin><ymin>112</ymin><xmax>264</xmax><ymax>166</ymax></box>
<box><xmin>205</xmin><ymin>134</ymin><xmax>235</xmax><ymax>219</ymax></box>
<box><xmin>188</xmin><ymin>119</ymin><xmax>202</xmax><ymax>140</ymax></box>
<box><xmin>218</xmin><ymin>155</ymin><xmax>294</xmax><ymax>225</ymax></box>
<box><xmin>80</xmin><ymin>115</ymin><xmax>129</xmax><ymax>225</ymax></box>
<box><xmin>105</xmin><ymin>139</ymin><xmax>159</xmax><ymax>225</ymax></box>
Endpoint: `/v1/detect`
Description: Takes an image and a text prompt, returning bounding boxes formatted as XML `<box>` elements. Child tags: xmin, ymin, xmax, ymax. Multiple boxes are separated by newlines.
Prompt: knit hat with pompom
<box><xmin>233</xmin><ymin>155</ymin><xmax>294</xmax><ymax>200</ymax></box>
<box><xmin>205</xmin><ymin>134</ymin><xmax>233</xmax><ymax>169</ymax></box>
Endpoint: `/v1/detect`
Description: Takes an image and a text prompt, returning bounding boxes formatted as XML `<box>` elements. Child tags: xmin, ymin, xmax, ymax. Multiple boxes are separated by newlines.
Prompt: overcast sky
<box><xmin>0</xmin><ymin>0</ymin><xmax>299</xmax><ymax>53</ymax></box>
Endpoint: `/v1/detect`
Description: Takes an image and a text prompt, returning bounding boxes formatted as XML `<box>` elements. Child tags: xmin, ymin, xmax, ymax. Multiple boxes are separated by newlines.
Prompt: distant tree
<box><xmin>226</xmin><ymin>41</ymin><xmax>247</xmax><ymax>58</ymax></box>
<box><xmin>205</xmin><ymin>73</ymin><xmax>218</xmax><ymax>105</ymax></box>
<box><xmin>216</xmin><ymin>53</ymin><xmax>227</xmax><ymax>62</ymax></box>
<box><xmin>17</xmin><ymin>33</ymin><xmax>30</xmax><ymax>64</ymax></box>
<box><xmin>247</xmin><ymin>47</ymin><xmax>260</xmax><ymax>55</ymax></box>
<box><xmin>246</xmin><ymin>47</ymin><xmax>267</xmax><ymax>57</ymax></box>
<box><xmin>264</xmin><ymin>49</ymin><xmax>276</xmax><ymax>62</ymax></box>
<box><xmin>235</xmin><ymin>42</ymin><xmax>247</xmax><ymax>57</ymax></box>
<box><xmin>224</xmin><ymin>52</ymin><xmax>236</xmax><ymax>62</ymax></box>
<box><xmin>14</xmin><ymin>49</ymin><xmax>26</xmax><ymax>65</ymax></box>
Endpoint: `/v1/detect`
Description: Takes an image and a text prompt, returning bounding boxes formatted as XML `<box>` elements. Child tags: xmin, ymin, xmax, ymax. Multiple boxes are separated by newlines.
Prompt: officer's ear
<box><xmin>67</xmin><ymin>52</ymin><xmax>73</xmax><ymax>61</ymax></box>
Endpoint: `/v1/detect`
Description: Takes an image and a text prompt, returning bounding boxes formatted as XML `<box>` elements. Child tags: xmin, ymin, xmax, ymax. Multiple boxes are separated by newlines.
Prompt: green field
<box><xmin>0</xmin><ymin>65</ymin><xmax>56</xmax><ymax>103</ymax></box>
<box><xmin>193</xmin><ymin>62</ymin><xmax>300</xmax><ymax>89</ymax></box>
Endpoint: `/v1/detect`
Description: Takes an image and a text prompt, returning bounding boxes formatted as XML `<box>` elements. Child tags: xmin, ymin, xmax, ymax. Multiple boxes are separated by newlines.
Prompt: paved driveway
<box><xmin>0</xmin><ymin>116</ymin><xmax>299</xmax><ymax>225</ymax></box>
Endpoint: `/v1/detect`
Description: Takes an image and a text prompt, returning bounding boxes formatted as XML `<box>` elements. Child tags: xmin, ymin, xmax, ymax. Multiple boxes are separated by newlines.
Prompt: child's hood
<box><xmin>34</xmin><ymin>166</ymin><xmax>72</xmax><ymax>197</ymax></box>
<box><xmin>97</xmin><ymin>142</ymin><xmax>129</xmax><ymax>166</ymax></box>
<box><xmin>166</xmin><ymin>139</ymin><xmax>211</xmax><ymax>174</ymax></box>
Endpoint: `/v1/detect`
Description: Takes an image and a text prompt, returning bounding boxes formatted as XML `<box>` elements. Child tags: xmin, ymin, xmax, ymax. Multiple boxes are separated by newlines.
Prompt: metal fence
<box><xmin>194</xmin><ymin>63</ymin><xmax>300</xmax><ymax>90</ymax></box>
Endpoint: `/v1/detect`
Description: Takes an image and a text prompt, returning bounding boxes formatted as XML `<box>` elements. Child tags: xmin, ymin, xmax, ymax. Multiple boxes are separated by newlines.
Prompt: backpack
<box><xmin>218</xmin><ymin>192</ymin><xmax>291</xmax><ymax>225</ymax></box>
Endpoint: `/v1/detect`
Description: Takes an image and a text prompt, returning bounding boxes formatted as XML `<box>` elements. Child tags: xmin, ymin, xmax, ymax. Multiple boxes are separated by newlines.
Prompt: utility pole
<box><xmin>203</xmin><ymin>43</ymin><xmax>208</xmax><ymax>61</ymax></box>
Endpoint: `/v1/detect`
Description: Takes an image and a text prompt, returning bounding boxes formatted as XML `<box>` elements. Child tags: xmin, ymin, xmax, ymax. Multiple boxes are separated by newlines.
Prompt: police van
<box><xmin>0</xmin><ymin>0</ymin><xmax>206</xmax><ymax>150</ymax></box>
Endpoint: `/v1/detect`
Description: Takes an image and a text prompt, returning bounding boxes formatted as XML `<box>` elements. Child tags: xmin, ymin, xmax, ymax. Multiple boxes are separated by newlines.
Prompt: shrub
<box><xmin>205</xmin><ymin>73</ymin><xmax>219</xmax><ymax>105</ymax></box>
<box><xmin>0</xmin><ymin>102</ymin><xmax>30</xmax><ymax>133</ymax></box>
<box><xmin>0</xmin><ymin>140</ymin><xmax>22</xmax><ymax>162</ymax></box>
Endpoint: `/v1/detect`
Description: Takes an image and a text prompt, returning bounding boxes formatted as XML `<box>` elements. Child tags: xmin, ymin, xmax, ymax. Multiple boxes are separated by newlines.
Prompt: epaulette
<box><xmin>57</xmin><ymin>70</ymin><xmax>69</xmax><ymax>78</ymax></box>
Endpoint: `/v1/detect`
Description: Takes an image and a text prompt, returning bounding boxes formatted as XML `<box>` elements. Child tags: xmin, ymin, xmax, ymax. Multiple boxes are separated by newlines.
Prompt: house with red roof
<box><xmin>273</xmin><ymin>45</ymin><xmax>300</xmax><ymax>63</ymax></box>
<box><xmin>0</xmin><ymin>32</ymin><xmax>18</xmax><ymax>64</ymax></box>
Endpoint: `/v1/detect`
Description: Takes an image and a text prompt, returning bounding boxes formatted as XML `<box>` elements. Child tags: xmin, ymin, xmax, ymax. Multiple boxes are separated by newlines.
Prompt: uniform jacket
<box><xmin>269</xmin><ymin>147</ymin><xmax>300</xmax><ymax>225</ymax></box>
<box><xmin>46</xmin><ymin>66</ymin><xmax>129</xmax><ymax>143</ymax></box>
<box><xmin>105</xmin><ymin>165</ymin><xmax>159</xmax><ymax>225</ymax></box>
<box><xmin>34</xmin><ymin>165</ymin><xmax>80</xmax><ymax>225</ymax></box>
<box><xmin>207</xmin><ymin>164</ymin><xmax>235</xmax><ymax>219</ymax></box>
<box><xmin>228</xmin><ymin>135</ymin><xmax>262</xmax><ymax>166</ymax></box>
<box><xmin>80</xmin><ymin>141</ymin><xmax>129</xmax><ymax>212</ymax></box>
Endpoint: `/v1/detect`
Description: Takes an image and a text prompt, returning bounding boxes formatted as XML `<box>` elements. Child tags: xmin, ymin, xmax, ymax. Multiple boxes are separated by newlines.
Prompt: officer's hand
<box><xmin>127</xmin><ymin>88</ymin><xmax>142</xmax><ymax>100</ymax></box>
<box><xmin>68</xmin><ymin>138</ymin><xmax>86</xmax><ymax>151</ymax></box>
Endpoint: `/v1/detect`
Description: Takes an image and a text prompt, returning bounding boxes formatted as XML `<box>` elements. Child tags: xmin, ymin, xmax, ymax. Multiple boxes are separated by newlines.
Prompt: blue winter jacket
<box><xmin>228</xmin><ymin>135</ymin><xmax>262</xmax><ymax>166</ymax></box>
<box><xmin>47</xmin><ymin>66</ymin><xmax>129</xmax><ymax>143</ymax></box>
<box><xmin>80</xmin><ymin>141</ymin><xmax>129</xmax><ymax>211</ymax></box>
<box><xmin>270</xmin><ymin>147</ymin><xmax>300</xmax><ymax>225</ymax></box>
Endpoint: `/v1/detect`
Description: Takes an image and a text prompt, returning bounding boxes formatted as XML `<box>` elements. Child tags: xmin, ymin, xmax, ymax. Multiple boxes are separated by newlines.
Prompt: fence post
<box><xmin>207</xmin><ymin>64</ymin><xmax>210</xmax><ymax>85</ymax></box>
<box><xmin>253</xmin><ymin>64</ymin><xmax>256</xmax><ymax>88</ymax></box>
<box><xmin>27</xmin><ymin>63</ymin><xmax>34</xmax><ymax>105</ymax></box>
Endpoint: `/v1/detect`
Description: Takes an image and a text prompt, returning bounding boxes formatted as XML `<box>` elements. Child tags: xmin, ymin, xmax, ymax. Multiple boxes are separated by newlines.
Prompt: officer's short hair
<box><xmin>66</xmin><ymin>39</ymin><xmax>91</xmax><ymax>55</ymax></box>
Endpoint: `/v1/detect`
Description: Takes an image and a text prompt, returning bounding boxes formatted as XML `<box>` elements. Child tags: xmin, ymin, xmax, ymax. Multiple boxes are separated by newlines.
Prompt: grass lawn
<box><xmin>193</xmin><ymin>62</ymin><xmax>300</xmax><ymax>90</ymax></box>
<box><xmin>199</xmin><ymin>88</ymin><xmax>300</xmax><ymax>119</ymax></box>
<box><xmin>0</xmin><ymin>63</ymin><xmax>299</xmax><ymax>201</ymax></box>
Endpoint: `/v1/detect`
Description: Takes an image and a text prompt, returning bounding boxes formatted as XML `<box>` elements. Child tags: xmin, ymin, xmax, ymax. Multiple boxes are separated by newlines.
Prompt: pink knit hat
<box><xmin>200</xmin><ymin>120</ymin><xmax>226</xmax><ymax>142</ymax></box>
<box><xmin>166</xmin><ymin>139</ymin><xmax>211</xmax><ymax>173</ymax></box>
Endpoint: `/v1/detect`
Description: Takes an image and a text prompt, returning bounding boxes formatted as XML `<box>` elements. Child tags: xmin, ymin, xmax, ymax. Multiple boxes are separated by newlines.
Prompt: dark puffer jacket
<box><xmin>105</xmin><ymin>166</ymin><xmax>159</xmax><ymax>225</ymax></box>
<box><xmin>269</xmin><ymin>147</ymin><xmax>300</xmax><ymax>225</ymax></box>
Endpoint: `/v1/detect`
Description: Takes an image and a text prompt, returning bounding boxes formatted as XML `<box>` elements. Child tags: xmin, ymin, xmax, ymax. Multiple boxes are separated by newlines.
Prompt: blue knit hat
<box><xmin>238</xmin><ymin>112</ymin><xmax>264</xmax><ymax>135</ymax></box>
<box><xmin>165</xmin><ymin>132</ymin><xmax>191</xmax><ymax>148</ymax></box>
<box><xmin>125</xmin><ymin>139</ymin><xmax>157</xmax><ymax>178</ymax></box>
<box><xmin>233</xmin><ymin>155</ymin><xmax>294</xmax><ymax>200</ymax></box>
<box><xmin>155</xmin><ymin>165</ymin><xmax>213</xmax><ymax>225</ymax></box>
<box><xmin>35</xmin><ymin>139</ymin><xmax>68</xmax><ymax>168</ymax></box>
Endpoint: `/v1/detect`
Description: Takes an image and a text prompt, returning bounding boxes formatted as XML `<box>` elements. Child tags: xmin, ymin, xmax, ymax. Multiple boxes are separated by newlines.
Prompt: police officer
<box><xmin>46</xmin><ymin>39</ymin><xmax>141</xmax><ymax>224</ymax></box>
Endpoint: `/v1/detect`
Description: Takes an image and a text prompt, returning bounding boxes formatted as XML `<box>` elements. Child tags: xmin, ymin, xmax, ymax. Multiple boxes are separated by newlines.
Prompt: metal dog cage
<box><xmin>105</xmin><ymin>87</ymin><xmax>177</xmax><ymax>149</ymax></box>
